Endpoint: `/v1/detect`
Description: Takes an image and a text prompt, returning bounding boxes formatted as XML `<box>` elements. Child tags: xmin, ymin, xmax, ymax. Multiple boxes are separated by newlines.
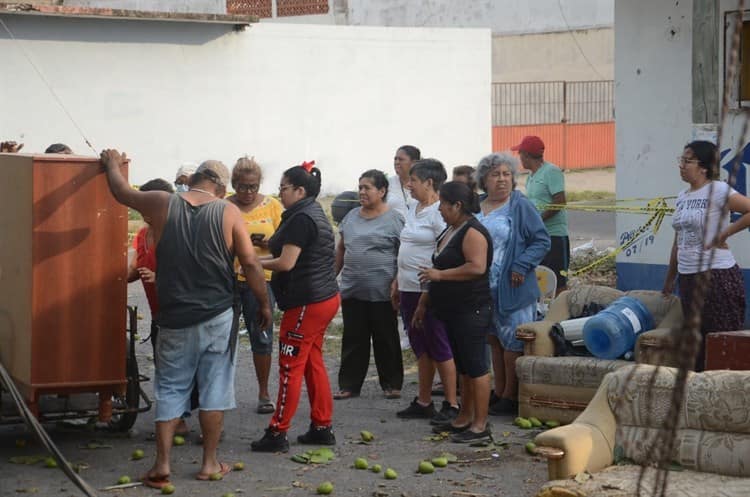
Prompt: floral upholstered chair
<box><xmin>533</xmin><ymin>364</ymin><xmax>750</xmax><ymax>497</ymax></box>
<box><xmin>514</xmin><ymin>285</ymin><xmax>683</xmax><ymax>423</ymax></box>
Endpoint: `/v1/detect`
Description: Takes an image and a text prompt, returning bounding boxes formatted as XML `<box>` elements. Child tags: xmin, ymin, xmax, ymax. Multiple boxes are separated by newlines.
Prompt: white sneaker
<box><xmin>400</xmin><ymin>337</ymin><xmax>411</xmax><ymax>350</ymax></box>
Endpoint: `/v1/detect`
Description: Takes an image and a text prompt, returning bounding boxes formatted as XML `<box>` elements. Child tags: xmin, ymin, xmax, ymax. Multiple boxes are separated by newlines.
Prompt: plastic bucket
<box><xmin>582</xmin><ymin>296</ymin><xmax>655</xmax><ymax>359</ymax></box>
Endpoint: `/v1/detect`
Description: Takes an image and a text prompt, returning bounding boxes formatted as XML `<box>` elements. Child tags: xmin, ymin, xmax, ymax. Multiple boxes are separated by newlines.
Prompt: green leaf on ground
<box><xmin>9</xmin><ymin>456</ymin><xmax>46</xmax><ymax>465</ymax></box>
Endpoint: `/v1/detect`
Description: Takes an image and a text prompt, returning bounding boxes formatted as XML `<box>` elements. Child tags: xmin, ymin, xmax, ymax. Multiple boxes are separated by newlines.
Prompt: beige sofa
<box><xmin>533</xmin><ymin>365</ymin><xmax>750</xmax><ymax>497</ymax></box>
<box><xmin>515</xmin><ymin>285</ymin><xmax>683</xmax><ymax>423</ymax></box>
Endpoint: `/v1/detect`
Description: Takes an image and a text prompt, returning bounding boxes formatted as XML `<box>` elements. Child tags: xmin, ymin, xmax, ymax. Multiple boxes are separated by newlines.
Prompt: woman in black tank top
<box><xmin>414</xmin><ymin>182</ymin><xmax>493</xmax><ymax>444</ymax></box>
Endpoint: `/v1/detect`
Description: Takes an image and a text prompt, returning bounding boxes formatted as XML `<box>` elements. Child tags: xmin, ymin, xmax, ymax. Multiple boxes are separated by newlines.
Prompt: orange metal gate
<box><xmin>491</xmin><ymin>81</ymin><xmax>615</xmax><ymax>170</ymax></box>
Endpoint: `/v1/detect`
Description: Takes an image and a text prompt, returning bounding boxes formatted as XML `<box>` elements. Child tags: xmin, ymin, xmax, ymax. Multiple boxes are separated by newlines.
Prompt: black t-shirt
<box><xmin>270</xmin><ymin>213</ymin><xmax>317</xmax><ymax>255</ymax></box>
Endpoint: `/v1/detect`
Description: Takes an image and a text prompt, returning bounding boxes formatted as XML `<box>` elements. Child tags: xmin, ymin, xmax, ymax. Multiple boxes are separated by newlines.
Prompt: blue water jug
<box><xmin>582</xmin><ymin>296</ymin><xmax>655</xmax><ymax>360</ymax></box>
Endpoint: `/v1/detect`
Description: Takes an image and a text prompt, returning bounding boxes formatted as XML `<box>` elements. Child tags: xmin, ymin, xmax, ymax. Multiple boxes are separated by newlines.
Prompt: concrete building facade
<box><xmin>614</xmin><ymin>0</ymin><xmax>750</xmax><ymax>323</ymax></box>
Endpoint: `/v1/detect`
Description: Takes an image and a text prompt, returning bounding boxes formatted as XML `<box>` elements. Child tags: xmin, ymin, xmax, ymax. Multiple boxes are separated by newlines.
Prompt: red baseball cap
<box><xmin>511</xmin><ymin>136</ymin><xmax>545</xmax><ymax>155</ymax></box>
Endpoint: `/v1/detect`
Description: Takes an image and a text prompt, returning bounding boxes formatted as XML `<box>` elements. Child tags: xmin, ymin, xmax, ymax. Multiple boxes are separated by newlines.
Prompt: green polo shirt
<box><xmin>525</xmin><ymin>162</ymin><xmax>568</xmax><ymax>237</ymax></box>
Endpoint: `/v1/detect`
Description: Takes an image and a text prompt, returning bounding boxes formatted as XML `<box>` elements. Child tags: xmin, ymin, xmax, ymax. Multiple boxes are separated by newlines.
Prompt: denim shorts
<box><xmin>238</xmin><ymin>280</ymin><xmax>275</xmax><ymax>356</ymax></box>
<box><xmin>489</xmin><ymin>302</ymin><xmax>536</xmax><ymax>353</ymax></box>
<box><xmin>154</xmin><ymin>307</ymin><xmax>236</xmax><ymax>421</ymax></box>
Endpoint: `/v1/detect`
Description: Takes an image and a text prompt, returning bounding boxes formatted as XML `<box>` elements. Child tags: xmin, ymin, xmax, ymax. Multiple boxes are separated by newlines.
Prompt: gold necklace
<box><xmin>189</xmin><ymin>187</ymin><xmax>215</xmax><ymax>197</ymax></box>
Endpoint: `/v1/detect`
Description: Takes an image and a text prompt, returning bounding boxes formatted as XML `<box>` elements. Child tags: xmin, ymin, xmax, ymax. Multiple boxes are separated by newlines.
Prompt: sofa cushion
<box><xmin>518</xmin><ymin>355</ymin><xmax>630</xmax><ymax>389</ymax></box>
<box><xmin>605</xmin><ymin>365</ymin><xmax>681</xmax><ymax>429</ymax></box>
<box><xmin>624</xmin><ymin>290</ymin><xmax>681</xmax><ymax>328</ymax></box>
<box><xmin>606</xmin><ymin>366</ymin><xmax>750</xmax><ymax>477</ymax></box>
<box><xmin>539</xmin><ymin>464</ymin><xmax>750</xmax><ymax>497</ymax></box>
<box><xmin>563</xmin><ymin>286</ymin><xmax>624</xmax><ymax>320</ymax></box>
<box><xmin>685</xmin><ymin>369</ymin><xmax>750</xmax><ymax>434</ymax></box>
<box><xmin>617</xmin><ymin>426</ymin><xmax>750</xmax><ymax>477</ymax></box>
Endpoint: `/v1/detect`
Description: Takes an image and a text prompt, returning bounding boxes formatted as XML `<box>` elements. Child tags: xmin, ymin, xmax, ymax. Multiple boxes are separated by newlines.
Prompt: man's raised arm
<box><xmin>100</xmin><ymin>149</ymin><xmax>170</xmax><ymax>232</ymax></box>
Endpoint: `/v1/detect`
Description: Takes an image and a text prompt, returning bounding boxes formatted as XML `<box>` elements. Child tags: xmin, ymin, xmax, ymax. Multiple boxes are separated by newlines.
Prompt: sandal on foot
<box><xmin>196</xmin><ymin>461</ymin><xmax>231</xmax><ymax>481</ymax></box>
<box><xmin>141</xmin><ymin>474</ymin><xmax>171</xmax><ymax>489</ymax></box>
<box><xmin>383</xmin><ymin>389</ymin><xmax>401</xmax><ymax>399</ymax></box>
<box><xmin>333</xmin><ymin>390</ymin><xmax>358</xmax><ymax>400</ymax></box>
<box><xmin>256</xmin><ymin>399</ymin><xmax>275</xmax><ymax>414</ymax></box>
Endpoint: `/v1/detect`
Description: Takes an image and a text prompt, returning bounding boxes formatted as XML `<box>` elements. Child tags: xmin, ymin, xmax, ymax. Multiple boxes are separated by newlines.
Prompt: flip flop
<box><xmin>333</xmin><ymin>390</ymin><xmax>358</xmax><ymax>400</ymax></box>
<box><xmin>196</xmin><ymin>461</ymin><xmax>231</xmax><ymax>481</ymax></box>
<box><xmin>141</xmin><ymin>474</ymin><xmax>171</xmax><ymax>489</ymax></box>
<box><xmin>256</xmin><ymin>399</ymin><xmax>275</xmax><ymax>414</ymax></box>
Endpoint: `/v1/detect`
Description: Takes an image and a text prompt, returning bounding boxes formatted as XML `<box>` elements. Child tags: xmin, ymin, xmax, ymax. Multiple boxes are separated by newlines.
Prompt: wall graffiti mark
<box><xmin>618</xmin><ymin>230</ymin><xmax>656</xmax><ymax>257</ymax></box>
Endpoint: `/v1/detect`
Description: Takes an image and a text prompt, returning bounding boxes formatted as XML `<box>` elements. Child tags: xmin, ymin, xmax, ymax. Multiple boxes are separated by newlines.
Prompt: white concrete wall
<box><xmin>493</xmin><ymin>27</ymin><xmax>613</xmax><ymax>82</ymax></box>
<box><xmin>261</xmin><ymin>0</ymin><xmax>614</xmax><ymax>83</ymax></box>
<box><xmin>345</xmin><ymin>0</ymin><xmax>613</xmax><ymax>35</ymax></box>
<box><xmin>0</xmin><ymin>17</ymin><xmax>491</xmax><ymax>193</ymax></box>
<box><xmin>62</xmin><ymin>0</ymin><xmax>225</xmax><ymax>14</ymax></box>
<box><xmin>614</xmin><ymin>0</ymin><xmax>694</xmax><ymax>270</ymax></box>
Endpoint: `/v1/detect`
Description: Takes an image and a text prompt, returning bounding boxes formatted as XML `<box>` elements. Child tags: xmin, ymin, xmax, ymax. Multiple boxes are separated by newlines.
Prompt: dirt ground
<box><xmin>0</xmin><ymin>169</ymin><xmax>616</xmax><ymax>497</ymax></box>
<box><xmin>0</xmin><ymin>282</ymin><xmax>550</xmax><ymax>497</ymax></box>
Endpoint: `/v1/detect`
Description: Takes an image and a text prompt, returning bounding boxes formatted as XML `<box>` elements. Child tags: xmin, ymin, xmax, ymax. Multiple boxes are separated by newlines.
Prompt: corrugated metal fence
<box><xmin>492</xmin><ymin>80</ymin><xmax>615</xmax><ymax>169</ymax></box>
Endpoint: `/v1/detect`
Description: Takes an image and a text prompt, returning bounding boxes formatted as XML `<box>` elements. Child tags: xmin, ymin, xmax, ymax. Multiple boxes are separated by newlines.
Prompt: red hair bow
<box><xmin>301</xmin><ymin>160</ymin><xmax>315</xmax><ymax>172</ymax></box>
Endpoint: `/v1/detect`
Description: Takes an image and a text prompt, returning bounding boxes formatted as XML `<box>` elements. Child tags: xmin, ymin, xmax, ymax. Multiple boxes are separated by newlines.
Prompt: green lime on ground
<box><xmin>161</xmin><ymin>483</ymin><xmax>175</xmax><ymax>495</ymax></box>
<box><xmin>233</xmin><ymin>461</ymin><xmax>245</xmax><ymax>471</ymax></box>
<box><xmin>370</xmin><ymin>464</ymin><xmax>382</xmax><ymax>473</ymax></box>
<box><xmin>354</xmin><ymin>457</ymin><xmax>368</xmax><ymax>469</ymax></box>
<box><xmin>44</xmin><ymin>458</ymin><xmax>58</xmax><ymax>468</ymax></box>
<box><xmin>418</xmin><ymin>461</ymin><xmax>435</xmax><ymax>474</ymax></box>
<box><xmin>131</xmin><ymin>449</ymin><xmax>145</xmax><ymax>460</ymax></box>
<box><xmin>117</xmin><ymin>475</ymin><xmax>131</xmax><ymax>484</ymax></box>
<box><xmin>317</xmin><ymin>481</ymin><xmax>334</xmax><ymax>494</ymax></box>
<box><xmin>173</xmin><ymin>435</ymin><xmax>185</xmax><ymax>446</ymax></box>
<box><xmin>384</xmin><ymin>468</ymin><xmax>398</xmax><ymax>479</ymax></box>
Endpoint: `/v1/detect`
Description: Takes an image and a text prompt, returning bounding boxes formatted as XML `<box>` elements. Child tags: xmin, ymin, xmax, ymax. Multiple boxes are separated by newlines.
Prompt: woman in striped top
<box><xmin>334</xmin><ymin>169</ymin><xmax>405</xmax><ymax>400</ymax></box>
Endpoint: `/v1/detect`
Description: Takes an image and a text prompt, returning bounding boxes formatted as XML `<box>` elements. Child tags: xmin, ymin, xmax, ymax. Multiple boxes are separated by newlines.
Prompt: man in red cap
<box><xmin>512</xmin><ymin>136</ymin><xmax>569</xmax><ymax>294</ymax></box>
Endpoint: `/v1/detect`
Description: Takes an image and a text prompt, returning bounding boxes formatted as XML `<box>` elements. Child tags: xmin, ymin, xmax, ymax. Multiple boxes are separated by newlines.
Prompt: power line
<box><xmin>556</xmin><ymin>0</ymin><xmax>609</xmax><ymax>81</ymax></box>
<box><xmin>0</xmin><ymin>16</ymin><xmax>97</xmax><ymax>153</ymax></box>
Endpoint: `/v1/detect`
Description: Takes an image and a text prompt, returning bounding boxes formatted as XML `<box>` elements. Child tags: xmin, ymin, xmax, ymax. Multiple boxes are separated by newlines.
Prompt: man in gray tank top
<box><xmin>101</xmin><ymin>149</ymin><xmax>271</xmax><ymax>487</ymax></box>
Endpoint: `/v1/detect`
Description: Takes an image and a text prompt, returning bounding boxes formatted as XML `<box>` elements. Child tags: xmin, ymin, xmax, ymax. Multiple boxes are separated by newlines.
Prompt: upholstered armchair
<box><xmin>514</xmin><ymin>285</ymin><xmax>683</xmax><ymax>423</ymax></box>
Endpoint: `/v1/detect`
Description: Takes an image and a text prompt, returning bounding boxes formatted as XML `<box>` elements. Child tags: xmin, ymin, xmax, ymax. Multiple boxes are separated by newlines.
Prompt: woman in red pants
<box><xmin>251</xmin><ymin>161</ymin><xmax>340</xmax><ymax>453</ymax></box>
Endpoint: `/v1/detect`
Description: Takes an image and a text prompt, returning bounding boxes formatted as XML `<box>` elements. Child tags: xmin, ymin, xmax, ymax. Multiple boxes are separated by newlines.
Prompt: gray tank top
<box><xmin>156</xmin><ymin>195</ymin><xmax>234</xmax><ymax>329</ymax></box>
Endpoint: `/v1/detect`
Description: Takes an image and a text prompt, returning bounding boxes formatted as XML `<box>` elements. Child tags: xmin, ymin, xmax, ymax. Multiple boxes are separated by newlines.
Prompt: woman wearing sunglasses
<box><xmin>229</xmin><ymin>156</ymin><xmax>283</xmax><ymax>414</ymax></box>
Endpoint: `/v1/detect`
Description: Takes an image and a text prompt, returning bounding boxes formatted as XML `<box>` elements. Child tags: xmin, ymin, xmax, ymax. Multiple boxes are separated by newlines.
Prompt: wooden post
<box><xmin>693</xmin><ymin>0</ymin><xmax>721</xmax><ymax>124</ymax></box>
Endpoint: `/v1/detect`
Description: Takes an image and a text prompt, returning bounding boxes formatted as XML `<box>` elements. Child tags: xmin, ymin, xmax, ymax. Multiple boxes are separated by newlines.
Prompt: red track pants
<box><xmin>270</xmin><ymin>293</ymin><xmax>340</xmax><ymax>433</ymax></box>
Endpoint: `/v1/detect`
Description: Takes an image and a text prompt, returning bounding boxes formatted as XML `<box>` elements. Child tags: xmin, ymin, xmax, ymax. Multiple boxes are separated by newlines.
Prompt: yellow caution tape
<box><xmin>561</xmin><ymin>197</ymin><xmax>671</xmax><ymax>278</ymax></box>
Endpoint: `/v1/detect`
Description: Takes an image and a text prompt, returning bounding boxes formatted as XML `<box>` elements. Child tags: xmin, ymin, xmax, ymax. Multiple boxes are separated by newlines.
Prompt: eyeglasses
<box><xmin>677</xmin><ymin>156</ymin><xmax>700</xmax><ymax>166</ymax></box>
<box><xmin>235</xmin><ymin>183</ymin><xmax>260</xmax><ymax>193</ymax></box>
<box><xmin>279</xmin><ymin>184</ymin><xmax>294</xmax><ymax>193</ymax></box>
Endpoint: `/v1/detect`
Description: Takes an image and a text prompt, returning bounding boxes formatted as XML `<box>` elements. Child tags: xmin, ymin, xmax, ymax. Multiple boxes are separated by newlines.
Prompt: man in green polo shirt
<box><xmin>512</xmin><ymin>135</ymin><xmax>569</xmax><ymax>294</ymax></box>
